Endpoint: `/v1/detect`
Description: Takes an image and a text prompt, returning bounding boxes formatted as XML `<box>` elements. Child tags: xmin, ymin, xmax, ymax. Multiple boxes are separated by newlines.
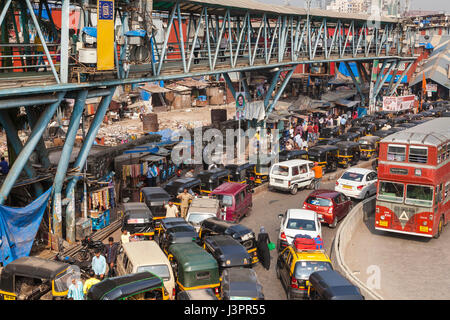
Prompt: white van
<box><xmin>269</xmin><ymin>160</ymin><xmax>315</xmax><ymax>195</ymax></box>
<box><xmin>116</xmin><ymin>241</ymin><xmax>175</xmax><ymax>299</ymax></box>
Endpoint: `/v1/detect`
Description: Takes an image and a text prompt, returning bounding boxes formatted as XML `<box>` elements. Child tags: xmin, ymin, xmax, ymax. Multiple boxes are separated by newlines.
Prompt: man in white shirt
<box><xmin>294</xmin><ymin>133</ymin><xmax>303</xmax><ymax>149</ymax></box>
<box><xmin>165</xmin><ymin>201</ymin><xmax>179</xmax><ymax>218</ymax></box>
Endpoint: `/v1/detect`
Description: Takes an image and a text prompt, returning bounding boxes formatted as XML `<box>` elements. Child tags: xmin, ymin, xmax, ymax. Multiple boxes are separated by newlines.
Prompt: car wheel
<box><xmin>290</xmin><ymin>185</ymin><xmax>298</xmax><ymax>195</ymax></box>
<box><xmin>434</xmin><ymin>216</ymin><xmax>444</xmax><ymax>239</ymax></box>
<box><xmin>308</xmin><ymin>180</ymin><xmax>315</xmax><ymax>190</ymax></box>
<box><xmin>329</xmin><ymin>216</ymin><xmax>337</xmax><ymax>228</ymax></box>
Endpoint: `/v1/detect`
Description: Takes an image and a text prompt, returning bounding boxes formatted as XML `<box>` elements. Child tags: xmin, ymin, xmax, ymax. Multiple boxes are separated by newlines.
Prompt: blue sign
<box><xmin>99</xmin><ymin>1</ymin><xmax>114</xmax><ymax>20</ymax></box>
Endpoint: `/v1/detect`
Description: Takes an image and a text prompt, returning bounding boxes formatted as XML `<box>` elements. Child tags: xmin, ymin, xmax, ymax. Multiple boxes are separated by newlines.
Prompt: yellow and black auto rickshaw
<box><xmin>307</xmin><ymin>145</ymin><xmax>339</xmax><ymax>173</ymax></box>
<box><xmin>319</xmin><ymin>126</ymin><xmax>341</xmax><ymax>140</ymax></box>
<box><xmin>87</xmin><ymin>271</ymin><xmax>170</xmax><ymax>300</ymax></box>
<box><xmin>122</xmin><ymin>202</ymin><xmax>155</xmax><ymax>240</ymax></box>
<box><xmin>253</xmin><ymin>153</ymin><xmax>276</xmax><ymax>184</ymax></box>
<box><xmin>336</xmin><ymin>141</ymin><xmax>361</xmax><ymax>168</ymax></box>
<box><xmin>140</xmin><ymin>187</ymin><xmax>172</xmax><ymax>234</ymax></box>
<box><xmin>225</xmin><ymin>163</ymin><xmax>255</xmax><ymax>187</ymax></box>
<box><xmin>196</xmin><ymin>168</ymin><xmax>230</xmax><ymax>195</ymax></box>
<box><xmin>307</xmin><ymin>270</ymin><xmax>364</xmax><ymax>300</ymax></box>
<box><xmin>0</xmin><ymin>256</ymin><xmax>71</xmax><ymax>300</ymax></box>
<box><xmin>358</xmin><ymin>136</ymin><xmax>380</xmax><ymax>160</ymax></box>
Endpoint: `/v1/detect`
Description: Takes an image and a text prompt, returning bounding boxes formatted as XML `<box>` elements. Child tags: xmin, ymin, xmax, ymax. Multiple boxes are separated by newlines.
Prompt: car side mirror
<box><xmin>278</xmin><ymin>214</ymin><xmax>283</xmax><ymax>219</ymax></box>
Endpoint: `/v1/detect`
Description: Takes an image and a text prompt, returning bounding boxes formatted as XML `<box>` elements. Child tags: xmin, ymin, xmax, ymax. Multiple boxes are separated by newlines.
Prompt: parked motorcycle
<box><xmin>73</xmin><ymin>236</ymin><xmax>105</xmax><ymax>262</ymax></box>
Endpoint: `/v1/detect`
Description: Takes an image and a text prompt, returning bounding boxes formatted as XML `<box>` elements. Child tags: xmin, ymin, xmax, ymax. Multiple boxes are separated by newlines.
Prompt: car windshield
<box><xmin>341</xmin><ymin>172</ymin><xmax>364</xmax><ymax>182</ymax></box>
<box><xmin>272</xmin><ymin>165</ymin><xmax>290</xmax><ymax>176</ymax></box>
<box><xmin>188</xmin><ymin>213</ymin><xmax>215</xmax><ymax>224</ymax></box>
<box><xmin>286</xmin><ymin>218</ymin><xmax>316</xmax><ymax>231</ymax></box>
<box><xmin>305</xmin><ymin>196</ymin><xmax>332</xmax><ymax>207</ymax></box>
<box><xmin>378</xmin><ymin>181</ymin><xmax>404</xmax><ymax>203</ymax></box>
<box><xmin>53</xmin><ymin>267</ymin><xmax>72</xmax><ymax>293</ymax></box>
<box><xmin>215</xmin><ymin>194</ymin><xmax>233</xmax><ymax>207</ymax></box>
<box><xmin>294</xmin><ymin>261</ymin><xmax>333</xmax><ymax>280</ymax></box>
<box><xmin>405</xmin><ymin>185</ymin><xmax>433</xmax><ymax>207</ymax></box>
<box><xmin>137</xmin><ymin>265</ymin><xmax>171</xmax><ymax>281</ymax></box>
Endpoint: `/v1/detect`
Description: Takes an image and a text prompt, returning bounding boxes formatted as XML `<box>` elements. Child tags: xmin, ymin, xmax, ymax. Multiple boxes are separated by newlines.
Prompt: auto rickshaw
<box><xmin>389</xmin><ymin>126</ymin><xmax>406</xmax><ymax>133</ymax></box>
<box><xmin>372</xmin><ymin>129</ymin><xmax>395</xmax><ymax>139</ymax></box>
<box><xmin>253</xmin><ymin>153</ymin><xmax>275</xmax><ymax>184</ymax></box>
<box><xmin>141</xmin><ymin>187</ymin><xmax>172</xmax><ymax>234</ymax></box>
<box><xmin>196</xmin><ymin>168</ymin><xmax>231</xmax><ymax>195</ymax></box>
<box><xmin>347</xmin><ymin>126</ymin><xmax>367</xmax><ymax>138</ymax></box>
<box><xmin>167</xmin><ymin>242</ymin><xmax>220</xmax><ymax>296</ymax></box>
<box><xmin>86</xmin><ymin>272</ymin><xmax>170</xmax><ymax>300</ymax></box>
<box><xmin>315</xmin><ymin>137</ymin><xmax>342</xmax><ymax>146</ymax></box>
<box><xmin>122</xmin><ymin>202</ymin><xmax>154</xmax><ymax>240</ymax></box>
<box><xmin>338</xmin><ymin>132</ymin><xmax>359</xmax><ymax>142</ymax></box>
<box><xmin>359</xmin><ymin>122</ymin><xmax>376</xmax><ymax>135</ymax></box>
<box><xmin>203</xmin><ymin>235</ymin><xmax>252</xmax><ymax>273</ymax></box>
<box><xmin>0</xmin><ymin>257</ymin><xmax>71</xmax><ymax>300</ymax></box>
<box><xmin>373</xmin><ymin>119</ymin><xmax>388</xmax><ymax>130</ymax></box>
<box><xmin>388</xmin><ymin>116</ymin><xmax>407</xmax><ymax>126</ymax></box>
<box><xmin>277</xmin><ymin>149</ymin><xmax>309</xmax><ymax>162</ymax></box>
<box><xmin>163</xmin><ymin>177</ymin><xmax>202</xmax><ymax>205</ymax></box>
<box><xmin>358</xmin><ymin>136</ymin><xmax>380</xmax><ymax>160</ymax></box>
<box><xmin>307</xmin><ymin>145</ymin><xmax>339</xmax><ymax>173</ymax></box>
<box><xmin>319</xmin><ymin>126</ymin><xmax>340</xmax><ymax>140</ymax></box>
<box><xmin>397</xmin><ymin>122</ymin><xmax>417</xmax><ymax>129</ymax></box>
<box><xmin>158</xmin><ymin>218</ymin><xmax>200</xmax><ymax>255</ymax></box>
<box><xmin>177</xmin><ymin>288</ymin><xmax>218</xmax><ymax>300</ymax></box>
<box><xmin>336</xmin><ymin>141</ymin><xmax>361</xmax><ymax>168</ymax></box>
<box><xmin>225</xmin><ymin>163</ymin><xmax>255</xmax><ymax>186</ymax></box>
<box><xmin>307</xmin><ymin>270</ymin><xmax>364</xmax><ymax>300</ymax></box>
<box><xmin>220</xmin><ymin>268</ymin><xmax>264</xmax><ymax>300</ymax></box>
<box><xmin>199</xmin><ymin>217</ymin><xmax>259</xmax><ymax>264</ymax></box>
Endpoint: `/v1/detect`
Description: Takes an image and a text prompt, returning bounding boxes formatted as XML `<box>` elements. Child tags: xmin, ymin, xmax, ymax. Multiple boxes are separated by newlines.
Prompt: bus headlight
<box><xmin>423</xmin><ymin>221</ymin><xmax>428</xmax><ymax>226</ymax></box>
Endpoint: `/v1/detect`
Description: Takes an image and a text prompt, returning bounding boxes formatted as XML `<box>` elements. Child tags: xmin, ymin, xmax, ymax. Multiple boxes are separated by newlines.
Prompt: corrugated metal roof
<box><xmin>409</xmin><ymin>39</ymin><xmax>450</xmax><ymax>89</ymax></box>
<box><xmin>381</xmin><ymin>118</ymin><xmax>450</xmax><ymax>146</ymax></box>
<box><xmin>155</xmin><ymin>0</ymin><xmax>398</xmax><ymax>23</ymax></box>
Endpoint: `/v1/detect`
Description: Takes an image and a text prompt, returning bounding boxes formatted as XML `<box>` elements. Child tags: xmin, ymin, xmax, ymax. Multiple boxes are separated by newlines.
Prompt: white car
<box><xmin>335</xmin><ymin>168</ymin><xmax>378</xmax><ymax>200</ymax></box>
<box><xmin>277</xmin><ymin>209</ymin><xmax>322</xmax><ymax>251</ymax></box>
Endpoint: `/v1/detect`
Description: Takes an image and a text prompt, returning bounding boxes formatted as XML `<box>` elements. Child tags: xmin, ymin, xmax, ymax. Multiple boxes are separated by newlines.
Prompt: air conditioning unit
<box><xmin>79</xmin><ymin>48</ymin><xmax>97</xmax><ymax>64</ymax></box>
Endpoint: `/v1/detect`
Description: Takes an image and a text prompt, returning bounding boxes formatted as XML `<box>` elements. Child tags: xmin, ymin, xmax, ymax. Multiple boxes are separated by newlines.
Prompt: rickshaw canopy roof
<box><xmin>1</xmin><ymin>256</ymin><xmax>68</xmax><ymax>280</ymax></box>
<box><xmin>358</xmin><ymin>136</ymin><xmax>381</xmax><ymax>144</ymax></box>
<box><xmin>308</xmin><ymin>145</ymin><xmax>339</xmax><ymax>154</ymax></box>
<box><xmin>336</xmin><ymin>141</ymin><xmax>360</xmax><ymax>150</ymax></box>
<box><xmin>225</xmin><ymin>163</ymin><xmax>255</xmax><ymax>173</ymax></box>
<box><xmin>200</xmin><ymin>217</ymin><xmax>254</xmax><ymax>240</ymax></box>
<box><xmin>309</xmin><ymin>270</ymin><xmax>364</xmax><ymax>300</ymax></box>
<box><xmin>204</xmin><ymin>235</ymin><xmax>250</xmax><ymax>267</ymax></box>
<box><xmin>123</xmin><ymin>202</ymin><xmax>152</xmax><ymax>214</ymax></box>
<box><xmin>141</xmin><ymin>187</ymin><xmax>171</xmax><ymax>203</ymax></box>
<box><xmin>197</xmin><ymin>168</ymin><xmax>231</xmax><ymax>183</ymax></box>
<box><xmin>168</xmin><ymin>243</ymin><xmax>218</xmax><ymax>273</ymax></box>
<box><xmin>221</xmin><ymin>268</ymin><xmax>264</xmax><ymax>299</ymax></box>
<box><xmin>164</xmin><ymin>178</ymin><xmax>201</xmax><ymax>195</ymax></box>
<box><xmin>316</xmin><ymin>138</ymin><xmax>343</xmax><ymax>145</ymax></box>
<box><xmin>87</xmin><ymin>272</ymin><xmax>163</xmax><ymax>300</ymax></box>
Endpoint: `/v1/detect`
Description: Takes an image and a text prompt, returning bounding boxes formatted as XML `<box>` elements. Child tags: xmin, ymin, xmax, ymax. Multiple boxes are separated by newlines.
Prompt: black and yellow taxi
<box><xmin>275</xmin><ymin>244</ymin><xmax>333</xmax><ymax>300</ymax></box>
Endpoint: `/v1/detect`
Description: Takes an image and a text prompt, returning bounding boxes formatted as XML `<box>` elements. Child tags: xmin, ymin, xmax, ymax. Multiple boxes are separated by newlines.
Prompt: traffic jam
<box><xmin>1</xmin><ymin>104</ymin><xmax>449</xmax><ymax>301</ymax></box>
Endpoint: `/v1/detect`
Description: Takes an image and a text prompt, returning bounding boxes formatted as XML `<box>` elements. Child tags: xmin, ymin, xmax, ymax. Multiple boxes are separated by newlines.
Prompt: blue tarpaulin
<box><xmin>385</xmin><ymin>74</ymin><xmax>408</xmax><ymax>83</ymax></box>
<box><xmin>338</xmin><ymin>62</ymin><xmax>359</xmax><ymax>78</ymax></box>
<box><xmin>0</xmin><ymin>188</ymin><xmax>52</xmax><ymax>266</ymax></box>
<box><xmin>82</xmin><ymin>27</ymin><xmax>97</xmax><ymax>38</ymax></box>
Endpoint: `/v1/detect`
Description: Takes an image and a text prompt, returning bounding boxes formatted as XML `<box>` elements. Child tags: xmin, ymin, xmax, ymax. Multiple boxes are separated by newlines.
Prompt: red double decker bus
<box><xmin>375</xmin><ymin>118</ymin><xmax>450</xmax><ymax>238</ymax></box>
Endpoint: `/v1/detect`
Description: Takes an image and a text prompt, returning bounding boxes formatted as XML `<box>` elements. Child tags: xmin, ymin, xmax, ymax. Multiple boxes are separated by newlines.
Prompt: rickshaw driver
<box><xmin>312</xmin><ymin>162</ymin><xmax>323</xmax><ymax>190</ymax></box>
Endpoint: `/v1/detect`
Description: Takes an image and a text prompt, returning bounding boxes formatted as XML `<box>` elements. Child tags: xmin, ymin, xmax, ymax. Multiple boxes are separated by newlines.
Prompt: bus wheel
<box><xmin>434</xmin><ymin>216</ymin><xmax>444</xmax><ymax>239</ymax></box>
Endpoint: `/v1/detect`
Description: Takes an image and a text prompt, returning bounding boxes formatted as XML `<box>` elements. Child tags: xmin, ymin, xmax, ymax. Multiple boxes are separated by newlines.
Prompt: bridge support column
<box><xmin>25</xmin><ymin>106</ymin><xmax>51</xmax><ymax>169</ymax></box>
<box><xmin>344</xmin><ymin>61</ymin><xmax>365</xmax><ymax>105</ymax></box>
<box><xmin>0</xmin><ymin>92</ymin><xmax>65</xmax><ymax>205</ymax></box>
<box><xmin>265</xmin><ymin>67</ymin><xmax>296</xmax><ymax>119</ymax></box>
<box><xmin>52</xmin><ymin>90</ymin><xmax>88</xmax><ymax>239</ymax></box>
<box><xmin>0</xmin><ymin>110</ymin><xmax>43</xmax><ymax>196</ymax></box>
<box><xmin>64</xmin><ymin>87</ymin><xmax>116</xmax><ymax>243</ymax></box>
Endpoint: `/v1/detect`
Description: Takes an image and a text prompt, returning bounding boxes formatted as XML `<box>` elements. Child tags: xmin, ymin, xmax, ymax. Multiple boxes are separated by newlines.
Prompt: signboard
<box><xmin>97</xmin><ymin>0</ymin><xmax>115</xmax><ymax>70</ymax></box>
<box><xmin>235</xmin><ymin>92</ymin><xmax>246</xmax><ymax>120</ymax></box>
<box><xmin>382</xmin><ymin>95</ymin><xmax>416</xmax><ymax>112</ymax></box>
<box><xmin>426</xmin><ymin>84</ymin><xmax>437</xmax><ymax>92</ymax></box>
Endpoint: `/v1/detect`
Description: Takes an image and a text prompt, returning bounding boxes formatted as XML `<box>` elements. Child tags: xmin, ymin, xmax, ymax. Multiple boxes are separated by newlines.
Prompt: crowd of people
<box><xmin>282</xmin><ymin>110</ymin><xmax>358</xmax><ymax>152</ymax></box>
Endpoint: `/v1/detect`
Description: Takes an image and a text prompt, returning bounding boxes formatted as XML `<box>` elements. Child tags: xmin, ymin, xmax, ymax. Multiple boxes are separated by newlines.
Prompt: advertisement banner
<box><xmin>426</xmin><ymin>84</ymin><xmax>437</xmax><ymax>92</ymax></box>
<box><xmin>97</xmin><ymin>0</ymin><xmax>115</xmax><ymax>70</ymax></box>
<box><xmin>382</xmin><ymin>95</ymin><xmax>416</xmax><ymax>112</ymax></box>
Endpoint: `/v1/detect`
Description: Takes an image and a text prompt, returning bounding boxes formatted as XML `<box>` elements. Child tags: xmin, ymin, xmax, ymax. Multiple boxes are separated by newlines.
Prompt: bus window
<box><xmin>387</xmin><ymin>145</ymin><xmax>406</xmax><ymax>162</ymax></box>
<box><xmin>405</xmin><ymin>185</ymin><xmax>433</xmax><ymax>207</ymax></box>
<box><xmin>409</xmin><ymin>147</ymin><xmax>428</xmax><ymax>164</ymax></box>
<box><xmin>378</xmin><ymin>181</ymin><xmax>404</xmax><ymax>203</ymax></box>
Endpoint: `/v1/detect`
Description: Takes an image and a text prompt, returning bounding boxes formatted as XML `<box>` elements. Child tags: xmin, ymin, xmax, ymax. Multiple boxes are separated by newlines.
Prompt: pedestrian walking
<box><xmin>177</xmin><ymin>188</ymin><xmax>194</xmax><ymax>219</ymax></box>
<box><xmin>91</xmin><ymin>249</ymin><xmax>107</xmax><ymax>280</ymax></box>
<box><xmin>67</xmin><ymin>276</ymin><xmax>84</xmax><ymax>300</ymax></box>
<box><xmin>103</xmin><ymin>237</ymin><xmax>119</xmax><ymax>278</ymax></box>
<box><xmin>83</xmin><ymin>270</ymin><xmax>100</xmax><ymax>295</ymax></box>
<box><xmin>311</xmin><ymin>162</ymin><xmax>323</xmax><ymax>190</ymax></box>
<box><xmin>307</xmin><ymin>122</ymin><xmax>314</xmax><ymax>143</ymax></box>
<box><xmin>313</xmin><ymin>122</ymin><xmax>319</xmax><ymax>143</ymax></box>
<box><xmin>257</xmin><ymin>226</ymin><xmax>271</xmax><ymax>270</ymax></box>
<box><xmin>165</xmin><ymin>200</ymin><xmax>179</xmax><ymax>218</ymax></box>
<box><xmin>294</xmin><ymin>132</ymin><xmax>303</xmax><ymax>150</ymax></box>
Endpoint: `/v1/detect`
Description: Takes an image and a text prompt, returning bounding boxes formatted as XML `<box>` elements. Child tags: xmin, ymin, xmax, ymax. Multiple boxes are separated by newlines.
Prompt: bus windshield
<box><xmin>378</xmin><ymin>181</ymin><xmax>404</xmax><ymax>203</ymax></box>
<box><xmin>405</xmin><ymin>185</ymin><xmax>434</xmax><ymax>207</ymax></box>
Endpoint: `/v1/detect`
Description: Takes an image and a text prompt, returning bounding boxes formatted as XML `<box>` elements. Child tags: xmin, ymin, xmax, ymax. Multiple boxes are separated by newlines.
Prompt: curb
<box><xmin>331</xmin><ymin>196</ymin><xmax>384</xmax><ymax>300</ymax></box>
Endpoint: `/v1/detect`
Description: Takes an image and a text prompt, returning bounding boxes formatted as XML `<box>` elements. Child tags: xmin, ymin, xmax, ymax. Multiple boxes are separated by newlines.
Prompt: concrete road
<box><xmin>238</xmin><ymin>180</ymin><xmax>338</xmax><ymax>300</ymax></box>
<box><xmin>345</xmin><ymin>211</ymin><xmax>450</xmax><ymax>300</ymax></box>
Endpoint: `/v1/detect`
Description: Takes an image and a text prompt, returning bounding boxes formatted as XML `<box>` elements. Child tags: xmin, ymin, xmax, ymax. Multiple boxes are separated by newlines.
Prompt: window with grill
<box><xmin>409</xmin><ymin>147</ymin><xmax>428</xmax><ymax>163</ymax></box>
<box><xmin>387</xmin><ymin>145</ymin><xmax>406</xmax><ymax>162</ymax></box>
